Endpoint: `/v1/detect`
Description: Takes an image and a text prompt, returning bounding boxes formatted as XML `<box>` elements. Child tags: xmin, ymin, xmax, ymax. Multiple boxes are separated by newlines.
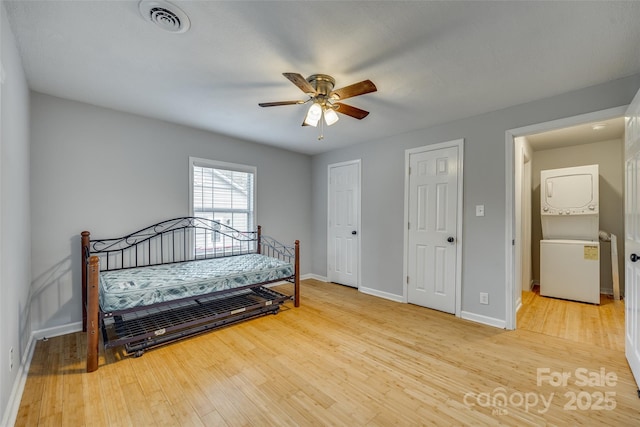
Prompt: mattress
<box><xmin>99</xmin><ymin>253</ymin><xmax>293</xmax><ymax>312</ymax></box>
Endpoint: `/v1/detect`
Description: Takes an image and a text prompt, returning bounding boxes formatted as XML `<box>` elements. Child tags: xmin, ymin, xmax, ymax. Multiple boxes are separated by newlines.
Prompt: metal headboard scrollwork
<box><xmin>83</xmin><ymin>217</ymin><xmax>259</xmax><ymax>272</ymax></box>
<box><xmin>258</xmin><ymin>235</ymin><xmax>296</xmax><ymax>263</ymax></box>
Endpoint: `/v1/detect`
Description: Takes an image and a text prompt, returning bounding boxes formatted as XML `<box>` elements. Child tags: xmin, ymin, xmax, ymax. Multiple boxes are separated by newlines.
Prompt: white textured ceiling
<box><xmin>4</xmin><ymin>0</ymin><xmax>640</xmax><ymax>155</ymax></box>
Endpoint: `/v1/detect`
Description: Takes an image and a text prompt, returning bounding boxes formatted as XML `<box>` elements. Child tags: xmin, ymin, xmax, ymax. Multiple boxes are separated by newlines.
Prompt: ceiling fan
<box><xmin>259</xmin><ymin>73</ymin><xmax>377</xmax><ymax>128</ymax></box>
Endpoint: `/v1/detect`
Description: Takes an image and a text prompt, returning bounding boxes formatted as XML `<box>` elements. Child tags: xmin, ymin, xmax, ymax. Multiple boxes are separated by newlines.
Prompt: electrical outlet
<box><xmin>480</xmin><ymin>292</ymin><xmax>489</xmax><ymax>305</ymax></box>
<box><xmin>9</xmin><ymin>347</ymin><xmax>13</xmax><ymax>372</ymax></box>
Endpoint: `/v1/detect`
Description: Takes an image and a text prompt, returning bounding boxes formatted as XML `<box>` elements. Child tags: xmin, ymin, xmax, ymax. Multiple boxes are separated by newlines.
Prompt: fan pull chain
<box><xmin>318</xmin><ymin>117</ymin><xmax>324</xmax><ymax>140</ymax></box>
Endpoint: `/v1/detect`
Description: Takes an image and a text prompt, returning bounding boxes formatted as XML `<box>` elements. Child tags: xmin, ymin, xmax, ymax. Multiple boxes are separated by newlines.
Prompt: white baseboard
<box><xmin>263</xmin><ymin>274</ymin><xmax>328</xmax><ymax>289</ymax></box>
<box><xmin>359</xmin><ymin>286</ymin><xmax>404</xmax><ymax>303</ymax></box>
<box><xmin>32</xmin><ymin>321</ymin><xmax>83</xmax><ymax>341</ymax></box>
<box><xmin>264</xmin><ymin>274</ymin><xmax>327</xmax><ymax>288</ymax></box>
<box><xmin>2</xmin><ymin>334</ymin><xmax>37</xmax><ymax>427</ymax></box>
<box><xmin>461</xmin><ymin>311</ymin><xmax>506</xmax><ymax>329</ymax></box>
<box><xmin>301</xmin><ymin>273</ymin><xmax>328</xmax><ymax>282</ymax></box>
<box><xmin>263</xmin><ymin>280</ymin><xmax>288</xmax><ymax>288</ymax></box>
<box><xmin>300</xmin><ymin>275</ymin><xmax>404</xmax><ymax>303</ymax></box>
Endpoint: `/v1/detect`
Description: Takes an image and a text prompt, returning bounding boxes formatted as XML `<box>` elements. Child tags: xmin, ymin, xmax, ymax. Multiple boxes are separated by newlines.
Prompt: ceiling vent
<box><xmin>139</xmin><ymin>0</ymin><xmax>191</xmax><ymax>33</ymax></box>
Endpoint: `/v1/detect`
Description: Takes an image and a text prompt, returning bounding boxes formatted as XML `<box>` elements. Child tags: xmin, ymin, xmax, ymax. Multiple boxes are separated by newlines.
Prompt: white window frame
<box><xmin>189</xmin><ymin>156</ymin><xmax>257</xmax><ymax>234</ymax></box>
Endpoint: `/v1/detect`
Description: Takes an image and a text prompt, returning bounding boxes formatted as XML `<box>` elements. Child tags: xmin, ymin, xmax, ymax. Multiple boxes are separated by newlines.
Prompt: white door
<box><xmin>406</xmin><ymin>142</ymin><xmax>462</xmax><ymax>313</ymax></box>
<box><xmin>624</xmin><ymin>87</ymin><xmax>640</xmax><ymax>391</ymax></box>
<box><xmin>328</xmin><ymin>160</ymin><xmax>360</xmax><ymax>287</ymax></box>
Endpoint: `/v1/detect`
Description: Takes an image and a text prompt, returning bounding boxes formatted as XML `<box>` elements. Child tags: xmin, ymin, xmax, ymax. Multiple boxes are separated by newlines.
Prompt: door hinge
<box><xmin>409</xmin><ymin>166</ymin><xmax>411</xmax><ymax>175</ymax></box>
<box><xmin>408</xmin><ymin>222</ymin><xmax>410</xmax><ymax>230</ymax></box>
<box><xmin>512</xmin><ymin>239</ymin><xmax>515</xmax><ymax>246</ymax></box>
<box><xmin>407</xmin><ymin>276</ymin><xmax>410</xmax><ymax>284</ymax></box>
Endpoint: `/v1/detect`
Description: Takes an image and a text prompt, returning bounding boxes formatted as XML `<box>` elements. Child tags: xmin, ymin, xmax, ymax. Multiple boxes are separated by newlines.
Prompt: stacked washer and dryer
<box><xmin>539</xmin><ymin>164</ymin><xmax>601</xmax><ymax>304</ymax></box>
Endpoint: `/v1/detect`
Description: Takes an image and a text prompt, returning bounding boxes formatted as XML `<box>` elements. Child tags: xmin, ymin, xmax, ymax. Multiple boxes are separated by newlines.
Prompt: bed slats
<box><xmin>102</xmin><ymin>287</ymin><xmax>289</xmax><ymax>353</ymax></box>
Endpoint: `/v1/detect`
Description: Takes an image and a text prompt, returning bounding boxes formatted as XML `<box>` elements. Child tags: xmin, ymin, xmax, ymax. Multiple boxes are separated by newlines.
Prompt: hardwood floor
<box><xmin>517</xmin><ymin>286</ymin><xmax>626</xmax><ymax>352</ymax></box>
<box><xmin>16</xmin><ymin>280</ymin><xmax>640</xmax><ymax>426</ymax></box>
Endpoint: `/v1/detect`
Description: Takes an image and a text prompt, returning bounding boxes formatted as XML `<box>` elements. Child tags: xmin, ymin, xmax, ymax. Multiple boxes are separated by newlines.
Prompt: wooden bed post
<box><xmin>87</xmin><ymin>256</ymin><xmax>100</xmax><ymax>373</ymax></box>
<box><xmin>294</xmin><ymin>240</ymin><xmax>300</xmax><ymax>307</ymax></box>
<box><xmin>81</xmin><ymin>231</ymin><xmax>90</xmax><ymax>332</ymax></box>
<box><xmin>257</xmin><ymin>225</ymin><xmax>262</xmax><ymax>254</ymax></box>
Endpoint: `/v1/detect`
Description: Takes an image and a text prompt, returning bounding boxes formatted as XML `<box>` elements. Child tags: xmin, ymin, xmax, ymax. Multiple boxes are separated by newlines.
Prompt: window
<box><xmin>190</xmin><ymin>157</ymin><xmax>256</xmax><ymax>254</ymax></box>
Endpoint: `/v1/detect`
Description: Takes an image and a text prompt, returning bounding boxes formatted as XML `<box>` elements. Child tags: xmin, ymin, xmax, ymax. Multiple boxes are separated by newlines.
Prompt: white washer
<box><xmin>540</xmin><ymin>240</ymin><xmax>600</xmax><ymax>304</ymax></box>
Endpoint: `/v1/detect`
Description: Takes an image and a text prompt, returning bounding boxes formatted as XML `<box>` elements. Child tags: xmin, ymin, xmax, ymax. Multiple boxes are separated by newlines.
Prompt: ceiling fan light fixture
<box><xmin>324</xmin><ymin>107</ymin><xmax>339</xmax><ymax>126</ymax></box>
<box><xmin>259</xmin><ymin>72</ymin><xmax>378</xmax><ymax>135</ymax></box>
<box><xmin>304</xmin><ymin>102</ymin><xmax>322</xmax><ymax>127</ymax></box>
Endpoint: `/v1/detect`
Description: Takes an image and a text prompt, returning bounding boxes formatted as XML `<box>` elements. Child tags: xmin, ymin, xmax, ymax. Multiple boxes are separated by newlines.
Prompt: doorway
<box><xmin>505</xmin><ymin>107</ymin><xmax>627</xmax><ymax>348</ymax></box>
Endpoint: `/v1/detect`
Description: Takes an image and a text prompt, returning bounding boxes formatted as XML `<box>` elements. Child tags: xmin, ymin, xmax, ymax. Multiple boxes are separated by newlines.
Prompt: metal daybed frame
<box><xmin>81</xmin><ymin>217</ymin><xmax>299</xmax><ymax>372</ymax></box>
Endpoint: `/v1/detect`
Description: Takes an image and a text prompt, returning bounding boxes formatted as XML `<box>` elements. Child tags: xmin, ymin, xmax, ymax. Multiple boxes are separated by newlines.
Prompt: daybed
<box><xmin>81</xmin><ymin>217</ymin><xmax>299</xmax><ymax>372</ymax></box>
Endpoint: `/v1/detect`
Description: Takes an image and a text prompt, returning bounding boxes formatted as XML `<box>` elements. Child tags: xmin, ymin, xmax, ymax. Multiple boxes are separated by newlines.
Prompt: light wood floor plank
<box><xmin>518</xmin><ymin>286</ymin><xmax>625</xmax><ymax>352</ymax></box>
<box><xmin>169</xmin><ymin>398</ymin><xmax>208</xmax><ymax>427</ymax></box>
<box><xmin>15</xmin><ymin>279</ymin><xmax>640</xmax><ymax>426</ymax></box>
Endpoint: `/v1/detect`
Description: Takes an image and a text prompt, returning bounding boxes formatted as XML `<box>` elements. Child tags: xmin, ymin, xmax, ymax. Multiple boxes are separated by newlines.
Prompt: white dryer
<box><xmin>539</xmin><ymin>165</ymin><xmax>600</xmax><ymax>304</ymax></box>
<box><xmin>541</xmin><ymin>164</ymin><xmax>599</xmax><ymax>241</ymax></box>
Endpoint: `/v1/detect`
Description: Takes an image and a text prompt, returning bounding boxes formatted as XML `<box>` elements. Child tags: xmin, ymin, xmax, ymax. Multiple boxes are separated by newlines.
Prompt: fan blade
<box><xmin>283</xmin><ymin>73</ymin><xmax>316</xmax><ymax>95</ymax></box>
<box><xmin>259</xmin><ymin>100</ymin><xmax>305</xmax><ymax>107</ymax></box>
<box><xmin>330</xmin><ymin>80</ymin><xmax>377</xmax><ymax>101</ymax></box>
<box><xmin>334</xmin><ymin>103</ymin><xmax>370</xmax><ymax>119</ymax></box>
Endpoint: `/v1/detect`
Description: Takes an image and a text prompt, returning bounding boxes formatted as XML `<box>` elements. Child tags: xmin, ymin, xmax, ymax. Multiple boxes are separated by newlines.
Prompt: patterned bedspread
<box><xmin>99</xmin><ymin>253</ymin><xmax>293</xmax><ymax>312</ymax></box>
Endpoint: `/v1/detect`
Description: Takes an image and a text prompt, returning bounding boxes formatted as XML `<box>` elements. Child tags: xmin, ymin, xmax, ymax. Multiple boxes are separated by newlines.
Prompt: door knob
<box><xmin>631</xmin><ymin>253</ymin><xmax>640</xmax><ymax>263</ymax></box>
<box><xmin>447</xmin><ymin>237</ymin><xmax>455</xmax><ymax>243</ymax></box>
<box><xmin>351</xmin><ymin>231</ymin><xmax>357</xmax><ymax>235</ymax></box>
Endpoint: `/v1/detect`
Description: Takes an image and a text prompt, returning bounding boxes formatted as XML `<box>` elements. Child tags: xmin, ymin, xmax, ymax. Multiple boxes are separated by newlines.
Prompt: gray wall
<box><xmin>29</xmin><ymin>92</ymin><xmax>312</xmax><ymax>331</ymax></box>
<box><xmin>311</xmin><ymin>74</ymin><xmax>640</xmax><ymax>323</ymax></box>
<box><xmin>0</xmin><ymin>5</ymin><xmax>31</xmax><ymax>424</ymax></box>
<box><xmin>531</xmin><ymin>138</ymin><xmax>624</xmax><ymax>294</ymax></box>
